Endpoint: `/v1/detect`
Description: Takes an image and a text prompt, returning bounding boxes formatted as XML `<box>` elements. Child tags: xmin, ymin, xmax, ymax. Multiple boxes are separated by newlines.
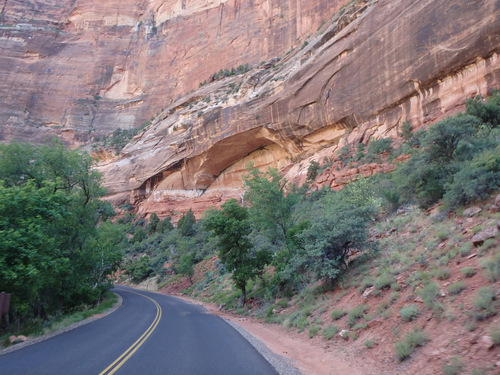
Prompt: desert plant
<box><xmin>400</xmin><ymin>304</ymin><xmax>420</xmax><ymax>322</ymax></box>
<box><xmin>331</xmin><ymin>308</ymin><xmax>347</xmax><ymax>320</ymax></box>
<box><xmin>374</xmin><ymin>272</ymin><xmax>393</xmax><ymax>290</ymax></box>
<box><xmin>347</xmin><ymin>305</ymin><xmax>368</xmax><ymax>327</ymax></box>
<box><xmin>471</xmin><ymin>287</ymin><xmax>497</xmax><ymax>320</ymax></box>
<box><xmin>395</xmin><ymin>328</ymin><xmax>429</xmax><ymax>361</ymax></box>
<box><xmin>308</xmin><ymin>325</ymin><xmax>321</xmax><ymax>338</ymax></box>
<box><xmin>364</xmin><ymin>339</ymin><xmax>377</xmax><ymax>349</ymax></box>
<box><xmin>322</xmin><ymin>325</ymin><xmax>339</xmax><ymax>340</ymax></box>
<box><xmin>416</xmin><ymin>282</ymin><xmax>440</xmax><ymax>308</ymax></box>
<box><xmin>442</xmin><ymin>357</ymin><xmax>464</xmax><ymax>375</ymax></box>
<box><xmin>447</xmin><ymin>281</ymin><xmax>466</xmax><ymax>295</ymax></box>
<box><xmin>461</xmin><ymin>266</ymin><xmax>477</xmax><ymax>278</ymax></box>
<box><xmin>481</xmin><ymin>252</ymin><xmax>500</xmax><ymax>282</ymax></box>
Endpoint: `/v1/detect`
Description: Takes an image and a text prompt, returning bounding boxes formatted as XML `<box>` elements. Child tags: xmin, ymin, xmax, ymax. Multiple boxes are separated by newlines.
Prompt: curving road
<box><xmin>0</xmin><ymin>286</ymin><xmax>279</xmax><ymax>374</ymax></box>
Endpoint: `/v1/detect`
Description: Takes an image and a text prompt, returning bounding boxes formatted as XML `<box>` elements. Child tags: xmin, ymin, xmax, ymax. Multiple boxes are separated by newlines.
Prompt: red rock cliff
<box><xmin>0</xmin><ymin>0</ymin><xmax>338</xmax><ymax>145</ymax></box>
<box><xmin>96</xmin><ymin>0</ymin><xmax>500</xmax><ymax>218</ymax></box>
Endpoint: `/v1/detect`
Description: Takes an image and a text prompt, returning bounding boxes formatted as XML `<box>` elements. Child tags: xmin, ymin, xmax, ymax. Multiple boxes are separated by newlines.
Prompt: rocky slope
<box><xmin>98</xmin><ymin>0</ymin><xmax>499</xmax><ymax>218</ymax></box>
<box><xmin>0</xmin><ymin>0</ymin><xmax>337</xmax><ymax>145</ymax></box>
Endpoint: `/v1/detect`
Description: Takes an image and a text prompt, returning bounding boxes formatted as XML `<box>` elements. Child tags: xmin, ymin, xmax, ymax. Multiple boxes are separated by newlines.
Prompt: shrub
<box><xmin>389</xmin><ymin>292</ymin><xmax>400</xmax><ymax>304</ymax></box>
<box><xmin>395</xmin><ymin>329</ymin><xmax>429</xmax><ymax>362</ymax></box>
<box><xmin>308</xmin><ymin>325</ymin><xmax>321</xmax><ymax>338</ymax></box>
<box><xmin>374</xmin><ymin>272</ymin><xmax>393</xmax><ymax>290</ymax></box>
<box><xmin>447</xmin><ymin>281</ymin><xmax>466</xmax><ymax>295</ymax></box>
<box><xmin>307</xmin><ymin>161</ymin><xmax>320</xmax><ymax>181</ymax></box>
<box><xmin>490</xmin><ymin>325</ymin><xmax>500</xmax><ymax>345</ymax></box>
<box><xmin>330</xmin><ymin>308</ymin><xmax>347</xmax><ymax>320</ymax></box>
<box><xmin>416</xmin><ymin>282</ymin><xmax>440</xmax><ymax>308</ymax></box>
<box><xmin>433</xmin><ymin>268</ymin><xmax>451</xmax><ymax>280</ymax></box>
<box><xmin>364</xmin><ymin>339</ymin><xmax>377</xmax><ymax>349</ymax></box>
<box><xmin>442</xmin><ymin>357</ymin><xmax>464</xmax><ymax>375</ymax></box>
<box><xmin>400</xmin><ymin>304</ymin><xmax>420</xmax><ymax>322</ymax></box>
<box><xmin>481</xmin><ymin>252</ymin><xmax>500</xmax><ymax>282</ymax></box>
<box><xmin>460</xmin><ymin>267</ymin><xmax>477</xmax><ymax>278</ymax></box>
<box><xmin>472</xmin><ymin>287</ymin><xmax>497</xmax><ymax>320</ymax></box>
<box><xmin>347</xmin><ymin>305</ymin><xmax>368</xmax><ymax>327</ymax></box>
<box><xmin>322</xmin><ymin>325</ymin><xmax>339</xmax><ymax>340</ymax></box>
<box><xmin>367</xmin><ymin>138</ymin><xmax>393</xmax><ymax>155</ymax></box>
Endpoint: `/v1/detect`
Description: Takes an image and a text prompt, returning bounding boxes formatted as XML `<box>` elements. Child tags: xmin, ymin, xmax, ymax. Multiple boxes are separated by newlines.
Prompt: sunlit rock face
<box><xmin>1</xmin><ymin>0</ymin><xmax>499</xmax><ymax>219</ymax></box>
<box><xmin>0</xmin><ymin>0</ymin><xmax>338</xmax><ymax>146</ymax></box>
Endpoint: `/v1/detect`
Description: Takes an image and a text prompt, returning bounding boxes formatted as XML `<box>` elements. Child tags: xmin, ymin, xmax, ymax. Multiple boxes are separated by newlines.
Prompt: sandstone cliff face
<box><xmin>0</xmin><ymin>0</ymin><xmax>337</xmax><ymax>145</ymax></box>
<box><xmin>96</xmin><ymin>0</ymin><xmax>500</xmax><ymax>218</ymax></box>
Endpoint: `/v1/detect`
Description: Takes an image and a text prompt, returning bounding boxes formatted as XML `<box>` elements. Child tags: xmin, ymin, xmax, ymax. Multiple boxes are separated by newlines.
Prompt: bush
<box><xmin>447</xmin><ymin>281</ymin><xmax>466</xmax><ymax>295</ymax></box>
<box><xmin>364</xmin><ymin>339</ymin><xmax>377</xmax><ymax>349</ymax></box>
<box><xmin>442</xmin><ymin>357</ymin><xmax>464</xmax><ymax>375</ymax></box>
<box><xmin>347</xmin><ymin>304</ymin><xmax>368</xmax><ymax>327</ymax></box>
<box><xmin>374</xmin><ymin>272</ymin><xmax>393</xmax><ymax>290</ymax></box>
<box><xmin>400</xmin><ymin>304</ymin><xmax>420</xmax><ymax>322</ymax></box>
<box><xmin>367</xmin><ymin>138</ymin><xmax>393</xmax><ymax>155</ymax></box>
<box><xmin>307</xmin><ymin>160</ymin><xmax>320</xmax><ymax>181</ymax></box>
<box><xmin>331</xmin><ymin>308</ymin><xmax>347</xmax><ymax>320</ymax></box>
<box><xmin>472</xmin><ymin>287</ymin><xmax>497</xmax><ymax>320</ymax></box>
<box><xmin>481</xmin><ymin>252</ymin><xmax>500</xmax><ymax>282</ymax></box>
<box><xmin>308</xmin><ymin>325</ymin><xmax>321</xmax><ymax>338</ymax></box>
<box><xmin>322</xmin><ymin>325</ymin><xmax>339</xmax><ymax>340</ymax></box>
<box><xmin>395</xmin><ymin>329</ymin><xmax>429</xmax><ymax>361</ymax></box>
<box><xmin>416</xmin><ymin>282</ymin><xmax>440</xmax><ymax>308</ymax></box>
<box><xmin>460</xmin><ymin>267</ymin><xmax>477</xmax><ymax>278</ymax></box>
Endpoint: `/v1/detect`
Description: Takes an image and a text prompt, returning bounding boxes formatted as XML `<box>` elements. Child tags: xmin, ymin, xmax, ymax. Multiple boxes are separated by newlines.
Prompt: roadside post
<box><xmin>0</xmin><ymin>292</ymin><xmax>11</xmax><ymax>327</ymax></box>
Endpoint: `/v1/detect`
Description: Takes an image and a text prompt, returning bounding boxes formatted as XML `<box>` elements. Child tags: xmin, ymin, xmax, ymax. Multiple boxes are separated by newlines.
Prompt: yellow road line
<box><xmin>99</xmin><ymin>291</ymin><xmax>162</xmax><ymax>375</ymax></box>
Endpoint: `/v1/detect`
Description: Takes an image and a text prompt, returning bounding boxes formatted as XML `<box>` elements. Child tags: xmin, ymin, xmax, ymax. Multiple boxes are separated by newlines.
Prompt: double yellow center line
<box><xmin>99</xmin><ymin>291</ymin><xmax>162</xmax><ymax>375</ymax></box>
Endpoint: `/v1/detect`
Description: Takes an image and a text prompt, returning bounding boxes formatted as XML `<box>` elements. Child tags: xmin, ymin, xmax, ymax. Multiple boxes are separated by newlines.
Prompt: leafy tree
<box><xmin>243</xmin><ymin>167</ymin><xmax>299</xmax><ymax>246</ymax></box>
<box><xmin>294</xmin><ymin>179</ymin><xmax>376</xmax><ymax>286</ymax></box>
<box><xmin>157</xmin><ymin>216</ymin><xmax>174</xmax><ymax>233</ymax></box>
<box><xmin>125</xmin><ymin>255</ymin><xmax>154</xmax><ymax>283</ymax></box>
<box><xmin>131</xmin><ymin>226</ymin><xmax>147</xmax><ymax>244</ymax></box>
<box><xmin>466</xmin><ymin>92</ymin><xmax>500</xmax><ymax>128</ymax></box>
<box><xmin>306</xmin><ymin>161</ymin><xmax>320</xmax><ymax>181</ymax></box>
<box><xmin>178</xmin><ymin>253</ymin><xmax>195</xmax><ymax>284</ymax></box>
<box><xmin>177</xmin><ymin>208</ymin><xmax>196</xmax><ymax>237</ymax></box>
<box><xmin>204</xmin><ymin>199</ymin><xmax>271</xmax><ymax>304</ymax></box>
<box><xmin>0</xmin><ymin>140</ymin><xmax>120</xmax><ymax>324</ymax></box>
<box><xmin>146</xmin><ymin>213</ymin><xmax>160</xmax><ymax>234</ymax></box>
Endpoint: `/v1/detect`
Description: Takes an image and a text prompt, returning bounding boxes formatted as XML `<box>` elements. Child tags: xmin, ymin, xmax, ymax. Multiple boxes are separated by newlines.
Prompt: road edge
<box><xmin>223</xmin><ymin>318</ymin><xmax>303</xmax><ymax>375</ymax></box>
<box><xmin>0</xmin><ymin>292</ymin><xmax>123</xmax><ymax>356</ymax></box>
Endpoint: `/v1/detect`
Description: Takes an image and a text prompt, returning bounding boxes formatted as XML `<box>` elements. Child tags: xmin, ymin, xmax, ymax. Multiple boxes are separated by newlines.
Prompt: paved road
<box><xmin>0</xmin><ymin>286</ymin><xmax>278</xmax><ymax>374</ymax></box>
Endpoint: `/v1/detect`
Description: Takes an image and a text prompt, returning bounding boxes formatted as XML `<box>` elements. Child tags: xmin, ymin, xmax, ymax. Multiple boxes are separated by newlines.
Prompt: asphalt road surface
<box><xmin>0</xmin><ymin>286</ymin><xmax>279</xmax><ymax>374</ymax></box>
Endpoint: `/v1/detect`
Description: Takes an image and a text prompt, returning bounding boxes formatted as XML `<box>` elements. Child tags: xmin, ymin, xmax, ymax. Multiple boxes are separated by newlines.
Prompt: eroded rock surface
<box><xmin>0</xmin><ymin>0</ymin><xmax>338</xmax><ymax>145</ymax></box>
<box><xmin>97</xmin><ymin>0</ymin><xmax>500</xmax><ymax>218</ymax></box>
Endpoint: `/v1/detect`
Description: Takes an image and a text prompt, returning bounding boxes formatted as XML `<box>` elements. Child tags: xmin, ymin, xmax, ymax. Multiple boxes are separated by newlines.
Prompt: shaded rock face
<box><xmin>0</xmin><ymin>0</ymin><xmax>338</xmax><ymax>146</ymax></box>
<box><xmin>97</xmin><ymin>0</ymin><xmax>500</xmax><ymax>218</ymax></box>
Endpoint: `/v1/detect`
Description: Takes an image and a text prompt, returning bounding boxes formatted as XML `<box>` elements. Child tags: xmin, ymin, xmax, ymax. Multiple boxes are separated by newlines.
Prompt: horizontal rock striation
<box><xmin>97</xmin><ymin>0</ymin><xmax>500</xmax><ymax>218</ymax></box>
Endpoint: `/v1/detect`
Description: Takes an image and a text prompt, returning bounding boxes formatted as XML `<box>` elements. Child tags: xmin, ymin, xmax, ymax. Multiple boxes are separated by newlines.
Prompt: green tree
<box><xmin>204</xmin><ymin>199</ymin><xmax>271</xmax><ymax>304</ymax></box>
<box><xmin>243</xmin><ymin>167</ymin><xmax>299</xmax><ymax>245</ymax></box>
<box><xmin>146</xmin><ymin>213</ymin><xmax>160</xmax><ymax>234</ymax></box>
<box><xmin>177</xmin><ymin>209</ymin><xmax>196</xmax><ymax>237</ymax></box>
<box><xmin>295</xmin><ymin>179</ymin><xmax>376</xmax><ymax>286</ymax></box>
<box><xmin>157</xmin><ymin>216</ymin><xmax>174</xmax><ymax>233</ymax></box>
<box><xmin>178</xmin><ymin>253</ymin><xmax>195</xmax><ymax>284</ymax></box>
<box><xmin>0</xmin><ymin>141</ymin><xmax>121</xmax><ymax>323</ymax></box>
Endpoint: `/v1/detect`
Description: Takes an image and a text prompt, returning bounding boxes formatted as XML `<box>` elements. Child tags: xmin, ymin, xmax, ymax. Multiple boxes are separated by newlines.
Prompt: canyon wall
<box><xmin>97</xmin><ymin>0</ymin><xmax>500</xmax><ymax>218</ymax></box>
<box><xmin>1</xmin><ymin>0</ymin><xmax>499</xmax><ymax>218</ymax></box>
<box><xmin>0</xmin><ymin>0</ymin><xmax>338</xmax><ymax>145</ymax></box>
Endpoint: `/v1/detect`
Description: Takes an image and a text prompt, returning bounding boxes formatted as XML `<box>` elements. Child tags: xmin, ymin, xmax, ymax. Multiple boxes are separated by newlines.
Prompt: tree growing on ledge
<box><xmin>204</xmin><ymin>199</ymin><xmax>270</xmax><ymax>305</ymax></box>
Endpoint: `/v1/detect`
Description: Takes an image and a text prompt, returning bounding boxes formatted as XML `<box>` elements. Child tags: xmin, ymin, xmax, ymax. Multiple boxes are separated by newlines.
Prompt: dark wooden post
<box><xmin>0</xmin><ymin>292</ymin><xmax>11</xmax><ymax>327</ymax></box>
